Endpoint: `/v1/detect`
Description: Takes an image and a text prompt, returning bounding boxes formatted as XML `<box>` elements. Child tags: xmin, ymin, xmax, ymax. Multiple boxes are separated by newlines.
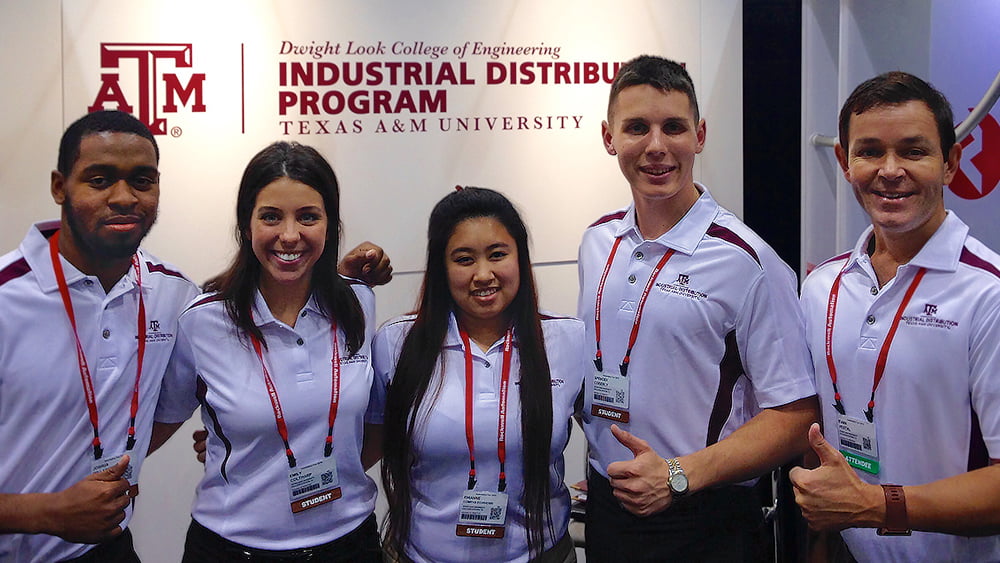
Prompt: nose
<box><xmin>279</xmin><ymin>220</ymin><xmax>301</xmax><ymax>245</ymax></box>
<box><xmin>878</xmin><ymin>152</ymin><xmax>905</xmax><ymax>181</ymax></box>
<box><xmin>107</xmin><ymin>179</ymin><xmax>139</xmax><ymax>208</ymax></box>
<box><xmin>646</xmin><ymin>128</ymin><xmax>667</xmax><ymax>156</ymax></box>
<box><xmin>472</xmin><ymin>261</ymin><xmax>495</xmax><ymax>284</ymax></box>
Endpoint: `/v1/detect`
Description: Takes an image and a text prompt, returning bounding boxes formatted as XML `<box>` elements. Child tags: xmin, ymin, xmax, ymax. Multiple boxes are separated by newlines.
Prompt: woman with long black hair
<box><xmin>374</xmin><ymin>187</ymin><xmax>585</xmax><ymax>562</ymax></box>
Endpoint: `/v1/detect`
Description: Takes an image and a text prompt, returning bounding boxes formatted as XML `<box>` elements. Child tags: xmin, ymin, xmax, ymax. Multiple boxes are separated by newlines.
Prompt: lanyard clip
<box><xmin>833</xmin><ymin>400</ymin><xmax>846</xmax><ymax>416</ymax></box>
<box><xmin>467</xmin><ymin>475</ymin><xmax>477</xmax><ymax>490</ymax></box>
<box><xmin>864</xmin><ymin>407</ymin><xmax>874</xmax><ymax>423</ymax></box>
<box><xmin>286</xmin><ymin>451</ymin><xmax>297</xmax><ymax>468</ymax></box>
<box><xmin>593</xmin><ymin>356</ymin><xmax>603</xmax><ymax>373</ymax></box>
<box><xmin>93</xmin><ymin>444</ymin><xmax>103</xmax><ymax>461</ymax></box>
<box><xmin>619</xmin><ymin>360</ymin><xmax>629</xmax><ymax>377</ymax></box>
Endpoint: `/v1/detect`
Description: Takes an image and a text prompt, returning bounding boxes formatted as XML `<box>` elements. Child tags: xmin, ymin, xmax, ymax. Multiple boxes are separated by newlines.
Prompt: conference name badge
<box><xmin>456</xmin><ymin>490</ymin><xmax>507</xmax><ymax>538</ymax></box>
<box><xmin>591</xmin><ymin>370</ymin><xmax>629</xmax><ymax>423</ymax></box>
<box><xmin>288</xmin><ymin>457</ymin><xmax>341</xmax><ymax>513</ymax></box>
<box><xmin>92</xmin><ymin>453</ymin><xmax>139</xmax><ymax>497</ymax></box>
<box><xmin>837</xmin><ymin>414</ymin><xmax>879</xmax><ymax>475</ymax></box>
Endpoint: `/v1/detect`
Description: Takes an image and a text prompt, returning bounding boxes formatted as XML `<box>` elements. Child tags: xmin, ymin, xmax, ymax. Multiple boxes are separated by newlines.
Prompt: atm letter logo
<box><xmin>88</xmin><ymin>43</ymin><xmax>207</xmax><ymax>135</ymax></box>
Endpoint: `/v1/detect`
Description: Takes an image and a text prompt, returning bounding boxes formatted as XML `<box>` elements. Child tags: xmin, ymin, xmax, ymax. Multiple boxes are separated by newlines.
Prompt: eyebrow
<box><xmin>449</xmin><ymin>242</ymin><xmax>511</xmax><ymax>254</ymax></box>
<box><xmin>79</xmin><ymin>163</ymin><xmax>159</xmax><ymax>175</ymax></box>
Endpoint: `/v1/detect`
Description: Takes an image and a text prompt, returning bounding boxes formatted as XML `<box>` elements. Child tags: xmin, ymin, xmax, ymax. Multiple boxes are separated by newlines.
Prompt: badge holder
<box><xmin>456</xmin><ymin>489</ymin><xmax>508</xmax><ymax>539</ymax></box>
<box><xmin>92</xmin><ymin>454</ymin><xmax>140</xmax><ymax>498</ymax></box>
<box><xmin>591</xmin><ymin>369</ymin><xmax>630</xmax><ymax>423</ymax></box>
<box><xmin>289</xmin><ymin>457</ymin><xmax>341</xmax><ymax>513</ymax></box>
<box><xmin>837</xmin><ymin>414</ymin><xmax>880</xmax><ymax>475</ymax></box>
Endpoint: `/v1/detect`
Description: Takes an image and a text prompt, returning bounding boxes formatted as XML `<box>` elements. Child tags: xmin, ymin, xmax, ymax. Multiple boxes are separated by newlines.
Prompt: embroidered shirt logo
<box><xmin>901</xmin><ymin>303</ymin><xmax>958</xmax><ymax>330</ymax></box>
<box><xmin>144</xmin><ymin>319</ymin><xmax>175</xmax><ymax>343</ymax></box>
<box><xmin>655</xmin><ymin>273</ymin><xmax>707</xmax><ymax>301</ymax></box>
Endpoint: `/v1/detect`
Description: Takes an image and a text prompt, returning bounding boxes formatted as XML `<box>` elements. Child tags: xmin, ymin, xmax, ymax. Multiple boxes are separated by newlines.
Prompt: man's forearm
<box><xmin>0</xmin><ymin>493</ymin><xmax>50</xmax><ymax>535</ymax></box>
<box><xmin>902</xmin><ymin>463</ymin><xmax>1000</xmax><ymax>536</ymax></box>
<box><xmin>680</xmin><ymin>395</ymin><xmax>819</xmax><ymax>493</ymax></box>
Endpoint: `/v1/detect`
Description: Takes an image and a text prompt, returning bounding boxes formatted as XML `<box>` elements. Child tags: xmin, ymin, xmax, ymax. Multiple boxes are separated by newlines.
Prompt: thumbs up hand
<box><xmin>41</xmin><ymin>455</ymin><xmax>132</xmax><ymax>543</ymax></box>
<box><xmin>605</xmin><ymin>424</ymin><xmax>675</xmax><ymax>516</ymax></box>
<box><xmin>789</xmin><ymin>423</ymin><xmax>885</xmax><ymax>531</ymax></box>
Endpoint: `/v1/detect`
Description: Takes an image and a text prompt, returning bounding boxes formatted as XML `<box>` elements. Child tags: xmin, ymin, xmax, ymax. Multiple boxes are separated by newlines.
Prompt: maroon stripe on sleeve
<box><xmin>707</xmin><ymin>223</ymin><xmax>761</xmax><ymax>266</ymax></box>
<box><xmin>814</xmin><ymin>251</ymin><xmax>852</xmax><ymax>270</ymax></box>
<box><xmin>145</xmin><ymin>261</ymin><xmax>187</xmax><ymax>280</ymax></box>
<box><xmin>0</xmin><ymin>258</ymin><xmax>30</xmax><ymax>288</ymax></box>
<box><xmin>706</xmin><ymin>330</ymin><xmax>745</xmax><ymax>447</ymax></box>
<box><xmin>588</xmin><ymin>211</ymin><xmax>627</xmax><ymax>228</ymax></box>
<box><xmin>188</xmin><ymin>294</ymin><xmax>225</xmax><ymax>311</ymax></box>
<box><xmin>960</xmin><ymin>248</ymin><xmax>1000</xmax><ymax>280</ymax></box>
<box><xmin>969</xmin><ymin>409</ymin><xmax>990</xmax><ymax>472</ymax></box>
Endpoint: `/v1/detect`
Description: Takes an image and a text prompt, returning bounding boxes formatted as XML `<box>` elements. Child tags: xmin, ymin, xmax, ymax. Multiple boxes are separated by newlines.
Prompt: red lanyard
<box><xmin>48</xmin><ymin>230</ymin><xmax>146</xmax><ymax>460</ymax></box>
<box><xmin>593</xmin><ymin>237</ymin><xmax>676</xmax><ymax>376</ymax></box>
<box><xmin>825</xmin><ymin>264</ymin><xmax>926</xmax><ymax>421</ymax></box>
<box><xmin>459</xmin><ymin>327</ymin><xmax>514</xmax><ymax>492</ymax></box>
<box><xmin>250</xmin><ymin>317</ymin><xmax>341</xmax><ymax>468</ymax></box>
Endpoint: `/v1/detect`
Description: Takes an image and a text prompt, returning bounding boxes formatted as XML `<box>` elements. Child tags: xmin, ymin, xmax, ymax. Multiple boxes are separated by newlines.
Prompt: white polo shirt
<box><xmin>0</xmin><ymin>220</ymin><xmax>198</xmax><ymax>563</ymax></box>
<box><xmin>578</xmin><ymin>186</ymin><xmax>816</xmax><ymax>479</ymax></box>
<box><xmin>801</xmin><ymin>212</ymin><xmax>1000</xmax><ymax>562</ymax></box>
<box><xmin>369</xmin><ymin>312</ymin><xmax>587</xmax><ymax>563</ymax></box>
<box><xmin>155</xmin><ymin>285</ymin><xmax>377</xmax><ymax>550</ymax></box>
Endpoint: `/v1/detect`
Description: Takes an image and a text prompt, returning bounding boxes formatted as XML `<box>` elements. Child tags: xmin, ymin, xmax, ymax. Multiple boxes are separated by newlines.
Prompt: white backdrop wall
<box><xmin>0</xmin><ymin>2</ymin><xmax>742</xmax><ymax>561</ymax></box>
<box><xmin>801</xmin><ymin>0</ymin><xmax>1000</xmax><ymax>274</ymax></box>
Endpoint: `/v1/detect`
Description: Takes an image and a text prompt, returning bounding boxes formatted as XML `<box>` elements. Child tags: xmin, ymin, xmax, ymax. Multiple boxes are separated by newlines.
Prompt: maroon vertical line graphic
<box><xmin>241</xmin><ymin>43</ymin><xmax>246</xmax><ymax>134</ymax></box>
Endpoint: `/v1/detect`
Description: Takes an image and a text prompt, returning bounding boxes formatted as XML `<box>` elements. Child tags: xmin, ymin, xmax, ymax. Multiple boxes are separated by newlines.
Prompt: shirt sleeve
<box><xmin>367</xmin><ymin>322</ymin><xmax>401</xmax><ymax>425</ymax></box>
<box><xmin>154</xmin><ymin>312</ymin><xmax>201</xmax><ymax>424</ymax></box>
<box><xmin>736</xmin><ymin>252</ymin><xmax>817</xmax><ymax>408</ymax></box>
<box><xmin>969</xmin><ymin>287</ymin><xmax>1000</xmax><ymax>459</ymax></box>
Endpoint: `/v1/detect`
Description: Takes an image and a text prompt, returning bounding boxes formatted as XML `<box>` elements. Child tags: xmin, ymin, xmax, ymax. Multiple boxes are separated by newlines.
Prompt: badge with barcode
<box><xmin>91</xmin><ymin>454</ymin><xmax>139</xmax><ymax>497</ymax></box>
<box><xmin>591</xmin><ymin>370</ymin><xmax>630</xmax><ymax>422</ymax></box>
<box><xmin>456</xmin><ymin>490</ymin><xmax>507</xmax><ymax>538</ymax></box>
<box><xmin>288</xmin><ymin>457</ymin><xmax>341</xmax><ymax>513</ymax></box>
<box><xmin>837</xmin><ymin>414</ymin><xmax>879</xmax><ymax>475</ymax></box>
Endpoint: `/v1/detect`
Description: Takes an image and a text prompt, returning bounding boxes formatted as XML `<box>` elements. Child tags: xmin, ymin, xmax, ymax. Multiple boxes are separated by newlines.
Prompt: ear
<box><xmin>694</xmin><ymin>119</ymin><xmax>707</xmax><ymax>154</ymax></box>
<box><xmin>601</xmin><ymin>120</ymin><xmax>616</xmax><ymax>155</ymax></box>
<box><xmin>942</xmin><ymin>142</ymin><xmax>963</xmax><ymax>186</ymax></box>
<box><xmin>51</xmin><ymin>170</ymin><xmax>67</xmax><ymax>205</ymax></box>
<box><xmin>834</xmin><ymin>143</ymin><xmax>850</xmax><ymax>179</ymax></box>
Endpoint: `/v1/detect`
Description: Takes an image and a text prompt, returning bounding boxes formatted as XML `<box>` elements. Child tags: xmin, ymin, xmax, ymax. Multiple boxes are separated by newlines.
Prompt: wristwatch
<box><xmin>876</xmin><ymin>484</ymin><xmax>911</xmax><ymax>536</ymax></box>
<box><xmin>665</xmin><ymin>457</ymin><xmax>689</xmax><ymax>497</ymax></box>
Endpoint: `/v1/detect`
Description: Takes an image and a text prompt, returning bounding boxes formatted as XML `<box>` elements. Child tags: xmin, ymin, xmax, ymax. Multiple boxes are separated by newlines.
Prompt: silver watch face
<box><xmin>669</xmin><ymin>473</ymin><xmax>688</xmax><ymax>494</ymax></box>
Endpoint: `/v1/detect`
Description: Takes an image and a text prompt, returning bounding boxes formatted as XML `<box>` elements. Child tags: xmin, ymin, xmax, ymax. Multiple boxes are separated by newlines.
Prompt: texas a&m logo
<box><xmin>951</xmin><ymin>112</ymin><xmax>999</xmax><ymax>200</ymax></box>
<box><xmin>923</xmin><ymin>303</ymin><xmax>938</xmax><ymax>316</ymax></box>
<box><xmin>88</xmin><ymin>43</ymin><xmax>206</xmax><ymax>135</ymax></box>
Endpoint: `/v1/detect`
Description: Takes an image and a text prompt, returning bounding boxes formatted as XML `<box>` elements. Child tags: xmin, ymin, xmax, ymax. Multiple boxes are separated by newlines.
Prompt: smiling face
<box><xmin>445</xmin><ymin>216</ymin><xmax>521</xmax><ymax>344</ymax></box>
<box><xmin>50</xmin><ymin>131</ymin><xmax>160</xmax><ymax>275</ymax></box>
<box><xmin>249</xmin><ymin>177</ymin><xmax>328</xmax><ymax>299</ymax></box>
<box><xmin>837</xmin><ymin>100</ymin><xmax>961</xmax><ymax>243</ymax></box>
<box><xmin>603</xmin><ymin>85</ymin><xmax>705</xmax><ymax>216</ymax></box>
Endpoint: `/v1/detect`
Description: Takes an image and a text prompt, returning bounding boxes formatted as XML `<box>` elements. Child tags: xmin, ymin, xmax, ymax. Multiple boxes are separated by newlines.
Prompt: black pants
<box><xmin>61</xmin><ymin>528</ymin><xmax>141</xmax><ymax>562</ymax></box>
<box><xmin>585</xmin><ymin>471</ymin><xmax>767</xmax><ymax>563</ymax></box>
<box><xmin>182</xmin><ymin>514</ymin><xmax>382</xmax><ymax>562</ymax></box>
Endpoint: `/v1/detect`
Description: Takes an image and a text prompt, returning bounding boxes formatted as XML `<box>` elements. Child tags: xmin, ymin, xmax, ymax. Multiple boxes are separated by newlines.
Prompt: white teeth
<box><xmin>876</xmin><ymin>192</ymin><xmax>907</xmax><ymax>199</ymax></box>
<box><xmin>472</xmin><ymin>288</ymin><xmax>498</xmax><ymax>297</ymax></box>
<box><xmin>277</xmin><ymin>252</ymin><xmax>302</xmax><ymax>261</ymax></box>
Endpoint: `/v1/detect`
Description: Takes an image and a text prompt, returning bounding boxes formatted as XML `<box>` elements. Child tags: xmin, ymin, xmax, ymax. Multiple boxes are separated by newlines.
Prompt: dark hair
<box><xmin>57</xmin><ymin>111</ymin><xmax>159</xmax><ymax>175</ymax></box>
<box><xmin>608</xmin><ymin>55</ymin><xmax>700</xmax><ymax>123</ymax></box>
<box><xmin>204</xmin><ymin>141</ymin><xmax>365</xmax><ymax>355</ymax></box>
<box><xmin>381</xmin><ymin>187</ymin><xmax>554</xmax><ymax>557</ymax></box>
<box><xmin>838</xmin><ymin>71</ymin><xmax>956</xmax><ymax>158</ymax></box>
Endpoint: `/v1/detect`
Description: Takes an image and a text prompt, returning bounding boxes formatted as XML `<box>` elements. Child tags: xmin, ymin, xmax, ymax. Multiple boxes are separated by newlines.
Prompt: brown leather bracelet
<box><xmin>877</xmin><ymin>484</ymin><xmax>912</xmax><ymax>536</ymax></box>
